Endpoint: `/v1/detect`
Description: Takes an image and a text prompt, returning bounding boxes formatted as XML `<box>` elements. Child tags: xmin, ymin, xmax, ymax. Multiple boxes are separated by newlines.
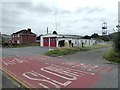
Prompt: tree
<box><xmin>83</xmin><ymin>35</ymin><xmax>91</xmax><ymax>39</ymax></box>
<box><xmin>53</xmin><ymin>31</ymin><xmax>57</xmax><ymax>34</ymax></box>
<box><xmin>99</xmin><ymin>35</ymin><xmax>110</xmax><ymax>41</ymax></box>
<box><xmin>113</xmin><ymin>31</ymin><xmax>120</xmax><ymax>53</ymax></box>
<box><xmin>91</xmin><ymin>33</ymin><xmax>99</xmax><ymax>38</ymax></box>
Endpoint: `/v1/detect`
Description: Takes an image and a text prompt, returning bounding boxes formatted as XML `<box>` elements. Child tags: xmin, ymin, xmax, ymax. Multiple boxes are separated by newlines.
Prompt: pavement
<box><xmin>0</xmin><ymin>46</ymin><xmax>119</xmax><ymax>89</ymax></box>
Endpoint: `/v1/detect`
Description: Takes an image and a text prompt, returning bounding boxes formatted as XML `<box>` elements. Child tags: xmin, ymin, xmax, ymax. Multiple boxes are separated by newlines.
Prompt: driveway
<box><xmin>1</xmin><ymin>47</ymin><xmax>119</xmax><ymax>89</ymax></box>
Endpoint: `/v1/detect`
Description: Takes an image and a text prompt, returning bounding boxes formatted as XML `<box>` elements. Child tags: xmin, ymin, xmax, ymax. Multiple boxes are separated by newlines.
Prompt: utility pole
<box><xmin>55</xmin><ymin>11</ymin><xmax>57</xmax><ymax>31</ymax></box>
<box><xmin>47</xmin><ymin>27</ymin><xmax>48</xmax><ymax>34</ymax></box>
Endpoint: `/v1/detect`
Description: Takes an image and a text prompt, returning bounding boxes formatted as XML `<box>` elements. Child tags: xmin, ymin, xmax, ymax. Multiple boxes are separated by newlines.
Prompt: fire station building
<box><xmin>40</xmin><ymin>34</ymin><xmax>96</xmax><ymax>47</ymax></box>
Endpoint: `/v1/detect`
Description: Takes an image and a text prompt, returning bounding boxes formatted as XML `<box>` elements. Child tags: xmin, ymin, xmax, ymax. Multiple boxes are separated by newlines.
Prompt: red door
<box><xmin>43</xmin><ymin>37</ymin><xmax>49</xmax><ymax>47</ymax></box>
<box><xmin>50</xmin><ymin>37</ymin><xmax>56</xmax><ymax>47</ymax></box>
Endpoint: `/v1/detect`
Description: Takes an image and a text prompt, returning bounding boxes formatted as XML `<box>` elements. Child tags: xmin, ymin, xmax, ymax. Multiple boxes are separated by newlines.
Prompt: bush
<box><xmin>113</xmin><ymin>32</ymin><xmax>120</xmax><ymax>53</ymax></box>
<box><xmin>2</xmin><ymin>42</ymin><xmax>9</xmax><ymax>47</ymax></box>
<box><xmin>104</xmin><ymin>49</ymin><xmax>120</xmax><ymax>63</ymax></box>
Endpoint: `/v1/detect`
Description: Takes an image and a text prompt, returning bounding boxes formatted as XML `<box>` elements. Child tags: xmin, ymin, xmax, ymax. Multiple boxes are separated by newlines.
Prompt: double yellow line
<box><xmin>1</xmin><ymin>67</ymin><xmax>34</xmax><ymax>89</ymax></box>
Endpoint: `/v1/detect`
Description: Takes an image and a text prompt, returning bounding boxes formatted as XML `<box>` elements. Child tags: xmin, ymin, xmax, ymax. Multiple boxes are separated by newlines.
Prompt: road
<box><xmin>1</xmin><ymin>46</ymin><xmax>119</xmax><ymax>89</ymax></box>
<box><xmin>59</xmin><ymin>48</ymin><xmax>118</xmax><ymax>88</ymax></box>
<box><xmin>1</xmin><ymin>46</ymin><xmax>52</xmax><ymax>89</ymax></box>
<box><xmin>2</xmin><ymin>46</ymin><xmax>54</xmax><ymax>57</ymax></box>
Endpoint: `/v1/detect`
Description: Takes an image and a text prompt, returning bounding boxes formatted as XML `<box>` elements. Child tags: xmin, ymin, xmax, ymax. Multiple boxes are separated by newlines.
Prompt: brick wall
<box><xmin>12</xmin><ymin>34</ymin><xmax>36</xmax><ymax>44</ymax></box>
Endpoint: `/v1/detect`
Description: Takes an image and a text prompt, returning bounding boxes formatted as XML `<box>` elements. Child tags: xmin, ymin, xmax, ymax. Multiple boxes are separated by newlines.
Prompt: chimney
<box><xmin>28</xmin><ymin>28</ymin><xmax>31</xmax><ymax>32</ymax></box>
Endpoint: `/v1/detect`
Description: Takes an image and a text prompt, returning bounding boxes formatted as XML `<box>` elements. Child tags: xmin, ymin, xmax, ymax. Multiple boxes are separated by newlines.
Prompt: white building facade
<box><xmin>40</xmin><ymin>34</ymin><xmax>96</xmax><ymax>47</ymax></box>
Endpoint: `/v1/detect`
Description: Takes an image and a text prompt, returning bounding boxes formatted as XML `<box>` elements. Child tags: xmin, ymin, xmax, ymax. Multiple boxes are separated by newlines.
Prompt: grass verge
<box><xmin>85</xmin><ymin>44</ymin><xmax>111</xmax><ymax>50</ymax></box>
<box><xmin>44</xmin><ymin>47</ymin><xmax>88</xmax><ymax>56</ymax></box>
<box><xmin>103</xmin><ymin>49</ymin><xmax>120</xmax><ymax>63</ymax></box>
<box><xmin>45</xmin><ymin>44</ymin><xmax>111</xmax><ymax>57</ymax></box>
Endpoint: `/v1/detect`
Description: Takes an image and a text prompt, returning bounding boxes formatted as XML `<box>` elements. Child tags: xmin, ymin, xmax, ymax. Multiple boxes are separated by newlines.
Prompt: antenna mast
<box><xmin>102</xmin><ymin>22</ymin><xmax>107</xmax><ymax>35</ymax></box>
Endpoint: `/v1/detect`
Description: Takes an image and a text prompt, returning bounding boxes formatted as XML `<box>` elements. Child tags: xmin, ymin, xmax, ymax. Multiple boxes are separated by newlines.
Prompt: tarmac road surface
<box><xmin>1</xmin><ymin>47</ymin><xmax>119</xmax><ymax>89</ymax></box>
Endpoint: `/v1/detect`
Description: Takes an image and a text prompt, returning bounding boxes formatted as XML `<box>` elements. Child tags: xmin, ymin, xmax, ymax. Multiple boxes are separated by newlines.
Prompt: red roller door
<box><xmin>43</xmin><ymin>37</ymin><xmax>49</xmax><ymax>47</ymax></box>
<box><xmin>50</xmin><ymin>37</ymin><xmax>56</xmax><ymax>47</ymax></box>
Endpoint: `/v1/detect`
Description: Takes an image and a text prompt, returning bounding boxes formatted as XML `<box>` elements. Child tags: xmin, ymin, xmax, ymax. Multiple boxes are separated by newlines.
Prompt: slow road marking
<box><xmin>0</xmin><ymin>56</ymin><xmax>112</xmax><ymax>88</ymax></box>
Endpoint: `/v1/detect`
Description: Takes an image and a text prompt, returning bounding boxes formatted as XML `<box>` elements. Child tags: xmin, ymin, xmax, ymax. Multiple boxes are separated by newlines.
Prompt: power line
<box><xmin>59</xmin><ymin>6</ymin><xmax>104</xmax><ymax>30</ymax></box>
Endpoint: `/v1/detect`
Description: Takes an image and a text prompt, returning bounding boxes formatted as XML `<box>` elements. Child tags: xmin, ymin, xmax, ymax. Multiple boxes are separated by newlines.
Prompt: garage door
<box><xmin>50</xmin><ymin>37</ymin><xmax>56</xmax><ymax>47</ymax></box>
<box><xmin>43</xmin><ymin>37</ymin><xmax>49</xmax><ymax>47</ymax></box>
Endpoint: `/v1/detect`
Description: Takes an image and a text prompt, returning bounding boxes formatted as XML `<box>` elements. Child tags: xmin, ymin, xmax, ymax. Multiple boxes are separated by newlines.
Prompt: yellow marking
<box><xmin>1</xmin><ymin>67</ymin><xmax>35</xmax><ymax>88</ymax></box>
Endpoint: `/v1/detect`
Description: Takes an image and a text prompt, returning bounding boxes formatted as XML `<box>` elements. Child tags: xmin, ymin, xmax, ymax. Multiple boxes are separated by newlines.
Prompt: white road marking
<box><xmin>41</xmin><ymin>67</ymin><xmax>77</xmax><ymax>80</ymax></box>
<box><xmin>2</xmin><ymin>58</ymin><xmax>28</xmax><ymax>66</ymax></box>
<box><xmin>49</xmin><ymin>64</ymin><xmax>95</xmax><ymax>75</ymax></box>
<box><xmin>23</xmin><ymin>71</ymin><xmax>60</xmax><ymax>88</ymax></box>
<box><xmin>32</xmin><ymin>70</ymin><xmax>72</xmax><ymax>86</ymax></box>
<box><xmin>38</xmin><ymin>83</ymin><xmax>49</xmax><ymax>88</ymax></box>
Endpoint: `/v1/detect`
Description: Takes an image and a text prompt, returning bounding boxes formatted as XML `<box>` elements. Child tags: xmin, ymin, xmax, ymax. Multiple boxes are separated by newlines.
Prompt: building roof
<box><xmin>1</xmin><ymin>34</ymin><xmax>11</xmax><ymax>39</ymax></box>
<box><xmin>42</xmin><ymin>33</ymin><xmax>82</xmax><ymax>38</ymax></box>
<box><xmin>59</xmin><ymin>34</ymin><xmax>81</xmax><ymax>38</ymax></box>
<box><xmin>12</xmin><ymin>29</ymin><xmax>36</xmax><ymax>35</ymax></box>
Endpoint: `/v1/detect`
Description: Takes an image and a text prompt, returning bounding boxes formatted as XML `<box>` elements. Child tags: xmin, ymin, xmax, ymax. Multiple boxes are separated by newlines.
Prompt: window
<box><xmin>18</xmin><ymin>34</ymin><xmax>20</xmax><ymax>37</ymax></box>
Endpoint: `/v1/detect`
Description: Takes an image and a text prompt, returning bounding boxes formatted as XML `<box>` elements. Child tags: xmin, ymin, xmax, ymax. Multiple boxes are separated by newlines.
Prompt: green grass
<box><xmin>85</xmin><ymin>44</ymin><xmax>111</xmax><ymax>50</ymax></box>
<box><xmin>104</xmin><ymin>49</ymin><xmax>120</xmax><ymax>63</ymax></box>
<box><xmin>45</xmin><ymin>44</ymin><xmax>111</xmax><ymax>57</ymax></box>
<box><xmin>45</xmin><ymin>47</ymin><xmax>88</xmax><ymax>56</ymax></box>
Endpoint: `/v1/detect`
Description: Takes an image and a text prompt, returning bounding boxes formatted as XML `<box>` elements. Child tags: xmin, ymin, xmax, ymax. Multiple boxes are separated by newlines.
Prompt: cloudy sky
<box><xmin>1</xmin><ymin>0</ymin><xmax>119</xmax><ymax>36</ymax></box>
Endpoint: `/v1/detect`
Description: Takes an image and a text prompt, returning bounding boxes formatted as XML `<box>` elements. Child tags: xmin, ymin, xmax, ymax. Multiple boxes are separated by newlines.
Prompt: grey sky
<box><xmin>1</xmin><ymin>0</ymin><xmax>119</xmax><ymax>36</ymax></box>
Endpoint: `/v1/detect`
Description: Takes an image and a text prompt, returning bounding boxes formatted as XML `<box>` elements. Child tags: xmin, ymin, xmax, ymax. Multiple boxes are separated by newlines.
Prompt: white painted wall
<box><xmin>40</xmin><ymin>34</ymin><xmax>96</xmax><ymax>47</ymax></box>
<box><xmin>40</xmin><ymin>36</ymin><xmax>43</xmax><ymax>46</ymax></box>
<box><xmin>72</xmin><ymin>39</ymin><xmax>96</xmax><ymax>47</ymax></box>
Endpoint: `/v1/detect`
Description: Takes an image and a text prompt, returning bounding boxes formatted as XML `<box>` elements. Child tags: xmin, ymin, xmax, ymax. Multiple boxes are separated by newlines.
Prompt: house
<box><xmin>11</xmin><ymin>28</ymin><xmax>36</xmax><ymax>44</ymax></box>
<box><xmin>40</xmin><ymin>33</ymin><xmax>96</xmax><ymax>47</ymax></box>
<box><xmin>0</xmin><ymin>33</ymin><xmax>12</xmax><ymax>43</ymax></box>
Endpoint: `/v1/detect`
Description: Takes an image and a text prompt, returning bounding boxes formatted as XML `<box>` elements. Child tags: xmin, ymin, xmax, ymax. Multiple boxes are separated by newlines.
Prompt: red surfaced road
<box><xmin>1</xmin><ymin>55</ymin><xmax>101</xmax><ymax>88</ymax></box>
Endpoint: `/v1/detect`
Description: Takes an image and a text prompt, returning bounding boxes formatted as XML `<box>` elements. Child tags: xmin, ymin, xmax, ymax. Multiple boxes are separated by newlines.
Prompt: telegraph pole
<box><xmin>47</xmin><ymin>27</ymin><xmax>48</xmax><ymax>34</ymax></box>
<box><xmin>55</xmin><ymin>11</ymin><xmax>57</xmax><ymax>31</ymax></box>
